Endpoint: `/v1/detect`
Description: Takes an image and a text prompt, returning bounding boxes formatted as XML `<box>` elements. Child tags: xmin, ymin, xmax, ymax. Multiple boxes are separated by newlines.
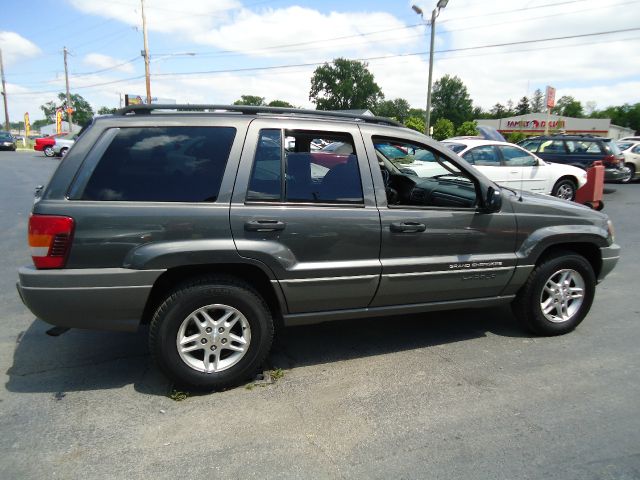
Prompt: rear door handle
<box><xmin>390</xmin><ymin>222</ymin><xmax>426</xmax><ymax>233</ymax></box>
<box><xmin>244</xmin><ymin>219</ymin><xmax>286</xmax><ymax>232</ymax></box>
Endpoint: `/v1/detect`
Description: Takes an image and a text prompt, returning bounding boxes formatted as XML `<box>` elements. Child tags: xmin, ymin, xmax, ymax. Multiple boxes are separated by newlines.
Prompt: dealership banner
<box><xmin>545</xmin><ymin>86</ymin><xmax>556</xmax><ymax>109</ymax></box>
<box><xmin>55</xmin><ymin>109</ymin><xmax>62</xmax><ymax>134</ymax></box>
<box><xmin>24</xmin><ymin>112</ymin><xmax>30</xmax><ymax>138</ymax></box>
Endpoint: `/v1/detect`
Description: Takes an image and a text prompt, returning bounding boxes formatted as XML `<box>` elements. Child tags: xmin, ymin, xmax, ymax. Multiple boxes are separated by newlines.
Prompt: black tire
<box><xmin>512</xmin><ymin>251</ymin><xmax>596</xmax><ymax>336</ymax></box>
<box><xmin>620</xmin><ymin>164</ymin><xmax>635</xmax><ymax>184</ymax></box>
<box><xmin>551</xmin><ymin>178</ymin><xmax>577</xmax><ymax>201</ymax></box>
<box><xmin>43</xmin><ymin>145</ymin><xmax>55</xmax><ymax>157</ymax></box>
<box><xmin>59</xmin><ymin>147</ymin><xmax>69</xmax><ymax>157</ymax></box>
<box><xmin>149</xmin><ymin>275</ymin><xmax>273</xmax><ymax>390</ymax></box>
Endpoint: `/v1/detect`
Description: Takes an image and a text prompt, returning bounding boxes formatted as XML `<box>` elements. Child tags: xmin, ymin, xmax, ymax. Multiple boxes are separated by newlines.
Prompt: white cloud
<box><xmin>0</xmin><ymin>31</ymin><xmax>41</xmax><ymax>65</ymax></box>
<box><xmin>82</xmin><ymin>53</ymin><xmax>135</xmax><ymax>73</ymax></box>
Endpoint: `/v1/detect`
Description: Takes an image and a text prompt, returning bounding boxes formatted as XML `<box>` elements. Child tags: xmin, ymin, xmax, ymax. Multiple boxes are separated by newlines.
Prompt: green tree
<box><xmin>375</xmin><ymin>98</ymin><xmax>410</xmax><ymax>122</ymax></box>
<box><xmin>430</xmin><ymin>75</ymin><xmax>473</xmax><ymax>127</ymax></box>
<box><xmin>552</xmin><ymin>96</ymin><xmax>584</xmax><ymax>117</ymax></box>
<box><xmin>233</xmin><ymin>95</ymin><xmax>266</xmax><ymax>106</ymax></box>
<box><xmin>456</xmin><ymin>120</ymin><xmax>478</xmax><ymax>136</ymax></box>
<box><xmin>97</xmin><ymin>106</ymin><xmax>117</xmax><ymax>115</ymax></box>
<box><xmin>267</xmin><ymin>99</ymin><xmax>295</xmax><ymax>108</ymax></box>
<box><xmin>516</xmin><ymin>96</ymin><xmax>530</xmax><ymax>115</ymax></box>
<box><xmin>40</xmin><ymin>93</ymin><xmax>94</xmax><ymax>127</ymax></box>
<box><xmin>31</xmin><ymin>119</ymin><xmax>49</xmax><ymax>131</ymax></box>
<box><xmin>432</xmin><ymin>118</ymin><xmax>455</xmax><ymax>140</ymax></box>
<box><xmin>530</xmin><ymin>89</ymin><xmax>545</xmax><ymax>113</ymax></box>
<box><xmin>505</xmin><ymin>132</ymin><xmax>527</xmax><ymax>143</ymax></box>
<box><xmin>490</xmin><ymin>103</ymin><xmax>506</xmax><ymax>118</ymax></box>
<box><xmin>505</xmin><ymin>99</ymin><xmax>515</xmax><ymax>117</ymax></box>
<box><xmin>404</xmin><ymin>116</ymin><xmax>425</xmax><ymax>133</ymax></box>
<box><xmin>309</xmin><ymin>58</ymin><xmax>383</xmax><ymax>111</ymax></box>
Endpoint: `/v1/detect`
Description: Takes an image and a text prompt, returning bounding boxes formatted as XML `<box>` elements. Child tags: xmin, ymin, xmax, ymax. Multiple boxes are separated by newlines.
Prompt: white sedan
<box><xmin>53</xmin><ymin>133</ymin><xmax>77</xmax><ymax>157</ymax></box>
<box><xmin>401</xmin><ymin>139</ymin><xmax>587</xmax><ymax>200</ymax></box>
<box><xmin>617</xmin><ymin>140</ymin><xmax>640</xmax><ymax>183</ymax></box>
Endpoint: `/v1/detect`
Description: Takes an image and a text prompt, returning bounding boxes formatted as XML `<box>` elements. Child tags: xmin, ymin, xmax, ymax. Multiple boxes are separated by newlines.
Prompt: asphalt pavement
<box><xmin>1</xmin><ymin>150</ymin><xmax>639</xmax><ymax>479</ymax></box>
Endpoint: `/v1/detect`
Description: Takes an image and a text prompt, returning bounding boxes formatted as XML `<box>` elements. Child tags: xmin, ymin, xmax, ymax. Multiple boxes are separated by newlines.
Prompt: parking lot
<box><xmin>1</xmin><ymin>150</ymin><xmax>639</xmax><ymax>479</ymax></box>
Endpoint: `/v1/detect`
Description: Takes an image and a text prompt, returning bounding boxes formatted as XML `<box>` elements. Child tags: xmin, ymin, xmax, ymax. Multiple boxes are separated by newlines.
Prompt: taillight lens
<box><xmin>602</xmin><ymin>154</ymin><xmax>620</xmax><ymax>166</ymax></box>
<box><xmin>28</xmin><ymin>214</ymin><xmax>74</xmax><ymax>269</ymax></box>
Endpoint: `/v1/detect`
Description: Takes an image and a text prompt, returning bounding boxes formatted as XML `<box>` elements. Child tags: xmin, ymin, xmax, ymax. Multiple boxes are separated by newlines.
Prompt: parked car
<box><xmin>619</xmin><ymin>136</ymin><xmax>640</xmax><ymax>142</ymax></box>
<box><xmin>17</xmin><ymin>104</ymin><xmax>620</xmax><ymax>390</ymax></box>
<box><xmin>518</xmin><ymin>135</ymin><xmax>630</xmax><ymax>183</ymax></box>
<box><xmin>382</xmin><ymin>139</ymin><xmax>587</xmax><ymax>201</ymax></box>
<box><xmin>34</xmin><ymin>133</ymin><xmax>68</xmax><ymax>157</ymax></box>
<box><xmin>0</xmin><ymin>131</ymin><xmax>17</xmax><ymax>151</ymax></box>
<box><xmin>617</xmin><ymin>141</ymin><xmax>640</xmax><ymax>182</ymax></box>
<box><xmin>52</xmin><ymin>133</ymin><xmax>77</xmax><ymax>157</ymax></box>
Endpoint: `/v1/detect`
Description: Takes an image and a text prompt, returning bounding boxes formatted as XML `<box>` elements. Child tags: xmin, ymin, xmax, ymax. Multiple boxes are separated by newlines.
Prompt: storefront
<box><xmin>476</xmin><ymin>113</ymin><xmax>634</xmax><ymax>139</ymax></box>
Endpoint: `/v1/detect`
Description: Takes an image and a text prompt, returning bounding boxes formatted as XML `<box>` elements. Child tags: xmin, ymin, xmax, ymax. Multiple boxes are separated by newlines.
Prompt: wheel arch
<box><xmin>534</xmin><ymin>242</ymin><xmax>602</xmax><ymax>279</ymax></box>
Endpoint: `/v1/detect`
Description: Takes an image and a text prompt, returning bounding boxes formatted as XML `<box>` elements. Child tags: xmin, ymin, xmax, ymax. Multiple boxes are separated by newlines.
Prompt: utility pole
<box><xmin>0</xmin><ymin>48</ymin><xmax>10</xmax><ymax>132</ymax></box>
<box><xmin>63</xmin><ymin>47</ymin><xmax>73</xmax><ymax>133</ymax></box>
<box><xmin>141</xmin><ymin>0</ymin><xmax>151</xmax><ymax>104</ymax></box>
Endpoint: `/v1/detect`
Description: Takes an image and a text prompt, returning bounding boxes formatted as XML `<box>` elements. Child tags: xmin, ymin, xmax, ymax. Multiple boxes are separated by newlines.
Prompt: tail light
<box><xmin>28</xmin><ymin>214</ymin><xmax>74</xmax><ymax>269</ymax></box>
<box><xmin>602</xmin><ymin>154</ymin><xmax>620</xmax><ymax>166</ymax></box>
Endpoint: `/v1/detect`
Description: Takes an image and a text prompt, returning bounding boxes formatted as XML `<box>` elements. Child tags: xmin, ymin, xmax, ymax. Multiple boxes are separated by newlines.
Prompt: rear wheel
<box><xmin>619</xmin><ymin>164</ymin><xmax>634</xmax><ymax>183</ymax></box>
<box><xmin>551</xmin><ymin>178</ymin><xmax>577</xmax><ymax>201</ymax></box>
<box><xmin>512</xmin><ymin>251</ymin><xmax>596</xmax><ymax>336</ymax></box>
<box><xmin>43</xmin><ymin>145</ymin><xmax>54</xmax><ymax>157</ymax></box>
<box><xmin>149</xmin><ymin>276</ymin><xmax>273</xmax><ymax>390</ymax></box>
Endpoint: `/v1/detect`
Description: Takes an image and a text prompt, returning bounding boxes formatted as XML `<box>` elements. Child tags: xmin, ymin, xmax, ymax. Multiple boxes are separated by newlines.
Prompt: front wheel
<box><xmin>59</xmin><ymin>147</ymin><xmax>69</xmax><ymax>157</ymax></box>
<box><xmin>512</xmin><ymin>251</ymin><xmax>596</xmax><ymax>336</ymax></box>
<box><xmin>43</xmin><ymin>145</ymin><xmax>55</xmax><ymax>157</ymax></box>
<box><xmin>551</xmin><ymin>178</ymin><xmax>577</xmax><ymax>201</ymax></box>
<box><xmin>149</xmin><ymin>276</ymin><xmax>274</xmax><ymax>390</ymax></box>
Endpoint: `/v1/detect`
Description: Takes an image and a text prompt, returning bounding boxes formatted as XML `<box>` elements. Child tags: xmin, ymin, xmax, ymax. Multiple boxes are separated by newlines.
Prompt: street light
<box><xmin>412</xmin><ymin>1</ymin><xmax>449</xmax><ymax>136</ymax></box>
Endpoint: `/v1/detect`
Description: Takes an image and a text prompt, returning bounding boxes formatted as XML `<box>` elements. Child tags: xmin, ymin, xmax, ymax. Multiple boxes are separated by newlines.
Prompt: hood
<box><xmin>506</xmin><ymin>188</ymin><xmax>607</xmax><ymax>222</ymax></box>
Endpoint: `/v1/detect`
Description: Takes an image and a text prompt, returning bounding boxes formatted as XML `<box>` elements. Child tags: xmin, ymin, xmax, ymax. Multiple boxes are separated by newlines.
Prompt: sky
<box><xmin>2</xmin><ymin>0</ymin><xmax>640</xmax><ymax>123</ymax></box>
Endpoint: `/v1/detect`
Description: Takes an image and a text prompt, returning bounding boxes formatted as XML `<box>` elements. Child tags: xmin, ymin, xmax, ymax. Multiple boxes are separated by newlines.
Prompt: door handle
<box><xmin>390</xmin><ymin>222</ymin><xmax>426</xmax><ymax>233</ymax></box>
<box><xmin>244</xmin><ymin>219</ymin><xmax>286</xmax><ymax>232</ymax></box>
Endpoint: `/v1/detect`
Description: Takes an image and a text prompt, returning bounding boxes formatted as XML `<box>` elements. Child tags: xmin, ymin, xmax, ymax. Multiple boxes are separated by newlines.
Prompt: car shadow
<box><xmin>5</xmin><ymin>305</ymin><xmax>529</xmax><ymax>396</ymax></box>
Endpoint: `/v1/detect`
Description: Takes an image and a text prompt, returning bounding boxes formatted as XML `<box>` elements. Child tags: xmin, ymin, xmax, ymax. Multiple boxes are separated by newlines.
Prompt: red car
<box><xmin>34</xmin><ymin>133</ymin><xmax>68</xmax><ymax>157</ymax></box>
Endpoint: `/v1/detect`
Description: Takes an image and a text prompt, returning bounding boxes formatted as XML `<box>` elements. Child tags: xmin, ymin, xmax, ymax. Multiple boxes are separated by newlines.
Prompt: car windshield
<box><xmin>617</xmin><ymin>142</ymin><xmax>633</xmax><ymax>151</ymax></box>
<box><xmin>443</xmin><ymin>142</ymin><xmax>466</xmax><ymax>154</ymax></box>
<box><xmin>0</xmin><ymin>132</ymin><xmax>12</xmax><ymax>140</ymax></box>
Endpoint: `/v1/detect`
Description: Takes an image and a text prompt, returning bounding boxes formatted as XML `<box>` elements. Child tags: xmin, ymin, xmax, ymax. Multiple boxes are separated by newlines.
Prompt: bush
<box><xmin>404</xmin><ymin>116</ymin><xmax>425</xmax><ymax>133</ymax></box>
<box><xmin>432</xmin><ymin>118</ymin><xmax>455</xmax><ymax>141</ymax></box>
<box><xmin>455</xmin><ymin>120</ymin><xmax>478</xmax><ymax>136</ymax></box>
<box><xmin>505</xmin><ymin>132</ymin><xmax>527</xmax><ymax>144</ymax></box>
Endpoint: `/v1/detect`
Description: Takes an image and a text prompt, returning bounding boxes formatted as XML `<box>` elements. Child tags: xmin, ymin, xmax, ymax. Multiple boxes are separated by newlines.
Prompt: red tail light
<box><xmin>28</xmin><ymin>214</ymin><xmax>74</xmax><ymax>269</ymax></box>
<box><xmin>602</xmin><ymin>154</ymin><xmax>620</xmax><ymax>166</ymax></box>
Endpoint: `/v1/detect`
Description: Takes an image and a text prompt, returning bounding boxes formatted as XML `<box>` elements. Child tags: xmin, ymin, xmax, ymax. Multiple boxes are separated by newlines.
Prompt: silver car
<box><xmin>53</xmin><ymin>133</ymin><xmax>77</xmax><ymax>157</ymax></box>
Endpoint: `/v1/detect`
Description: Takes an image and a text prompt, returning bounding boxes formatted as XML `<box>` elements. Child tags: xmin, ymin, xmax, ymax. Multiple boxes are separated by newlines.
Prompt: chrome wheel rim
<box><xmin>540</xmin><ymin>269</ymin><xmax>585</xmax><ymax>323</ymax></box>
<box><xmin>555</xmin><ymin>183</ymin><xmax>574</xmax><ymax>200</ymax></box>
<box><xmin>176</xmin><ymin>304</ymin><xmax>251</xmax><ymax>373</ymax></box>
<box><xmin>620</xmin><ymin>166</ymin><xmax>632</xmax><ymax>183</ymax></box>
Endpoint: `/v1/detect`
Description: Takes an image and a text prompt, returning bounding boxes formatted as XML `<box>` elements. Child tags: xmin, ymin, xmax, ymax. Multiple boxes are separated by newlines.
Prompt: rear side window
<box><xmin>81</xmin><ymin>127</ymin><xmax>235</xmax><ymax>202</ymax></box>
<box><xmin>462</xmin><ymin>146</ymin><xmax>500</xmax><ymax>166</ymax></box>
<box><xmin>519</xmin><ymin>139</ymin><xmax>540</xmax><ymax>152</ymax></box>
<box><xmin>498</xmin><ymin>145</ymin><xmax>537</xmax><ymax>166</ymax></box>
<box><xmin>247</xmin><ymin>129</ymin><xmax>363</xmax><ymax>204</ymax></box>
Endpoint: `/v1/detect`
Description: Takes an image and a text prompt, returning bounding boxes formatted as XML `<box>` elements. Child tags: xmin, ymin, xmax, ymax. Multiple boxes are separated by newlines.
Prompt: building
<box><xmin>476</xmin><ymin>113</ymin><xmax>635</xmax><ymax>139</ymax></box>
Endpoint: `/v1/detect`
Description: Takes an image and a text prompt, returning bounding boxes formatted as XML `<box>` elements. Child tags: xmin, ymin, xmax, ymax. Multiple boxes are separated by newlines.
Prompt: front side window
<box><xmin>519</xmin><ymin>139</ymin><xmax>541</xmax><ymax>152</ymax></box>
<box><xmin>539</xmin><ymin>140</ymin><xmax>566</xmax><ymax>153</ymax></box>
<box><xmin>498</xmin><ymin>145</ymin><xmax>537</xmax><ymax>167</ymax></box>
<box><xmin>632</xmin><ymin>145</ymin><xmax>640</xmax><ymax>154</ymax></box>
<box><xmin>247</xmin><ymin>129</ymin><xmax>363</xmax><ymax>204</ymax></box>
<box><xmin>462</xmin><ymin>146</ymin><xmax>501</xmax><ymax>166</ymax></box>
<box><xmin>82</xmin><ymin>127</ymin><xmax>236</xmax><ymax>202</ymax></box>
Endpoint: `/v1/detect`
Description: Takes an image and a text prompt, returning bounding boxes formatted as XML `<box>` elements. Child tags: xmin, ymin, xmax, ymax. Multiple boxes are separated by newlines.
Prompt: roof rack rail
<box><xmin>115</xmin><ymin>104</ymin><xmax>405</xmax><ymax>128</ymax></box>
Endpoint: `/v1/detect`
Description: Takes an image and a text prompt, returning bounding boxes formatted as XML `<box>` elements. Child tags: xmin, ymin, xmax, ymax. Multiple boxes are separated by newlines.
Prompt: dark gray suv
<box><xmin>17</xmin><ymin>105</ymin><xmax>620</xmax><ymax>390</ymax></box>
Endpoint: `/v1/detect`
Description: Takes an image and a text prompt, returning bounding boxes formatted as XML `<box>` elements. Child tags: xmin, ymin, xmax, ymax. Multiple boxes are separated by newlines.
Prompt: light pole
<box><xmin>412</xmin><ymin>0</ymin><xmax>449</xmax><ymax>136</ymax></box>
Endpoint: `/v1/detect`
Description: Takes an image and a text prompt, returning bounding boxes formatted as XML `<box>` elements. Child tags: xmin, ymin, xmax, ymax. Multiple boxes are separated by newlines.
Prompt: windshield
<box><xmin>617</xmin><ymin>142</ymin><xmax>633</xmax><ymax>151</ymax></box>
<box><xmin>0</xmin><ymin>132</ymin><xmax>13</xmax><ymax>140</ymax></box>
<box><xmin>443</xmin><ymin>142</ymin><xmax>466</xmax><ymax>154</ymax></box>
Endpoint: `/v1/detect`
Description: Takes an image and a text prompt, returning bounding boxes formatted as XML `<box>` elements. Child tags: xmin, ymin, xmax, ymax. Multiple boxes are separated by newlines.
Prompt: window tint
<box><xmin>82</xmin><ymin>127</ymin><xmax>235</xmax><ymax>202</ymax></box>
<box><xmin>539</xmin><ymin>140</ymin><xmax>566</xmax><ymax>154</ymax></box>
<box><xmin>247</xmin><ymin>129</ymin><xmax>363</xmax><ymax>204</ymax></box>
<box><xmin>519</xmin><ymin>139</ymin><xmax>540</xmax><ymax>152</ymax></box>
<box><xmin>498</xmin><ymin>145</ymin><xmax>537</xmax><ymax>166</ymax></box>
<box><xmin>462</xmin><ymin>146</ymin><xmax>500</xmax><ymax>166</ymax></box>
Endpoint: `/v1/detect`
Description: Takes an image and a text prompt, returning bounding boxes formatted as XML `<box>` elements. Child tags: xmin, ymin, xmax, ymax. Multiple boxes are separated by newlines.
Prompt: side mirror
<box><xmin>484</xmin><ymin>186</ymin><xmax>502</xmax><ymax>212</ymax></box>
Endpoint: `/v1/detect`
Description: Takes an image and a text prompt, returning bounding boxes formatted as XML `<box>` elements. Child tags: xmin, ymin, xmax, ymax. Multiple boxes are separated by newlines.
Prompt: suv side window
<box><xmin>539</xmin><ymin>140</ymin><xmax>566</xmax><ymax>153</ymax></box>
<box><xmin>498</xmin><ymin>145</ymin><xmax>537</xmax><ymax>166</ymax></box>
<box><xmin>247</xmin><ymin>129</ymin><xmax>364</xmax><ymax>204</ymax></box>
<box><xmin>81</xmin><ymin>127</ymin><xmax>235</xmax><ymax>202</ymax></box>
<box><xmin>519</xmin><ymin>139</ymin><xmax>541</xmax><ymax>152</ymax></box>
<box><xmin>462</xmin><ymin>146</ymin><xmax>501</xmax><ymax>166</ymax></box>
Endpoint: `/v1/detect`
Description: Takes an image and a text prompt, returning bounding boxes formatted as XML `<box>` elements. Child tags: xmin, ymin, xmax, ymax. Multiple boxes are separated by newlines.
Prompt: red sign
<box><xmin>545</xmin><ymin>86</ymin><xmax>556</xmax><ymax>109</ymax></box>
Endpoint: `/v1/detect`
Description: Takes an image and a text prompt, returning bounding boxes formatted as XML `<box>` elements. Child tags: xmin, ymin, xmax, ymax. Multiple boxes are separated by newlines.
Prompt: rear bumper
<box><xmin>599</xmin><ymin>244</ymin><xmax>620</xmax><ymax>282</ymax></box>
<box><xmin>17</xmin><ymin>266</ymin><xmax>165</xmax><ymax>332</ymax></box>
<box><xmin>604</xmin><ymin>167</ymin><xmax>627</xmax><ymax>182</ymax></box>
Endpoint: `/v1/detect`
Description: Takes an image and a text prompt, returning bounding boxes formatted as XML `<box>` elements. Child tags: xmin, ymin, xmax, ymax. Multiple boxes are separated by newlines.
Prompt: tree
<box><xmin>505</xmin><ymin>99</ymin><xmax>515</xmax><ymax>117</ymax></box>
<box><xmin>430</xmin><ymin>75</ymin><xmax>473</xmax><ymax>128</ymax></box>
<box><xmin>40</xmin><ymin>92</ymin><xmax>94</xmax><ymax>127</ymax></box>
<box><xmin>456</xmin><ymin>120</ymin><xmax>478</xmax><ymax>136</ymax></box>
<box><xmin>404</xmin><ymin>116</ymin><xmax>425</xmax><ymax>133</ymax></box>
<box><xmin>97</xmin><ymin>106</ymin><xmax>117</xmax><ymax>115</ymax></box>
<box><xmin>31</xmin><ymin>119</ymin><xmax>49</xmax><ymax>131</ymax></box>
<box><xmin>267</xmin><ymin>100</ymin><xmax>295</xmax><ymax>108</ymax></box>
<box><xmin>490</xmin><ymin>103</ymin><xmax>506</xmax><ymax>118</ymax></box>
<box><xmin>530</xmin><ymin>89</ymin><xmax>545</xmax><ymax>113</ymax></box>
<box><xmin>432</xmin><ymin>118</ymin><xmax>455</xmax><ymax>140</ymax></box>
<box><xmin>375</xmin><ymin>98</ymin><xmax>410</xmax><ymax>122</ymax></box>
<box><xmin>516</xmin><ymin>96</ymin><xmax>530</xmax><ymax>115</ymax></box>
<box><xmin>309</xmin><ymin>58</ymin><xmax>383</xmax><ymax>111</ymax></box>
<box><xmin>552</xmin><ymin>96</ymin><xmax>584</xmax><ymax>117</ymax></box>
<box><xmin>233</xmin><ymin>95</ymin><xmax>266</xmax><ymax>106</ymax></box>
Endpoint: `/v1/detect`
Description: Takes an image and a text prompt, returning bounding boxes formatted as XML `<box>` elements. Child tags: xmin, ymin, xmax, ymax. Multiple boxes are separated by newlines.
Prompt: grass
<box><xmin>168</xmin><ymin>389</ymin><xmax>189</xmax><ymax>401</ymax></box>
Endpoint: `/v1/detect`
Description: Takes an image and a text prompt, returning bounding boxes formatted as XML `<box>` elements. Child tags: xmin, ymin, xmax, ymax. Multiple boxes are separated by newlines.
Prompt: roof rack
<box><xmin>115</xmin><ymin>104</ymin><xmax>405</xmax><ymax>128</ymax></box>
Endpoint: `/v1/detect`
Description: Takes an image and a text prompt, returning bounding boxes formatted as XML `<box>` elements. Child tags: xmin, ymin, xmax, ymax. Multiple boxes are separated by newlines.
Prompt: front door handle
<box><xmin>244</xmin><ymin>219</ymin><xmax>286</xmax><ymax>232</ymax></box>
<box><xmin>390</xmin><ymin>222</ymin><xmax>426</xmax><ymax>233</ymax></box>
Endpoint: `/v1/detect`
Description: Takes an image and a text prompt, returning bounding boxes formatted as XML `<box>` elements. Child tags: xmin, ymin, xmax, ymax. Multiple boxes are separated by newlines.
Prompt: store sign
<box><xmin>506</xmin><ymin>119</ymin><xmax>565</xmax><ymax>129</ymax></box>
<box><xmin>545</xmin><ymin>86</ymin><xmax>556</xmax><ymax>109</ymax></box>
